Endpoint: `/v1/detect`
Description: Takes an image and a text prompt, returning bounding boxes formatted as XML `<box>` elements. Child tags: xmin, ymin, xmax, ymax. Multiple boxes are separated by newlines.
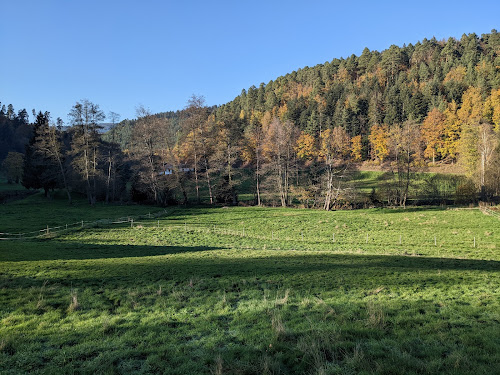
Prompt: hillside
<box><xmin>108</xmin><ymin>31</ymin><xmax>500</xmax><ymax>161</ymax></box>
<box><xmin>215</xmin><ymin>31</ymin><xmax>500</xmax><ymax>135</ymax></box>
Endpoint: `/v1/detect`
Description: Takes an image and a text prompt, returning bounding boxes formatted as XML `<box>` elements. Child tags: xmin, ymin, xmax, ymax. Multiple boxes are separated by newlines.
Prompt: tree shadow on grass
<box><xmin>1</xmin><ymin>243</ymin><xmax>498</xmax><ymax>291</ymax></box>
<box><xmin>0</xmin><ymin>242</ymin><xmax>223</xmax><ymax>262</ymax></box>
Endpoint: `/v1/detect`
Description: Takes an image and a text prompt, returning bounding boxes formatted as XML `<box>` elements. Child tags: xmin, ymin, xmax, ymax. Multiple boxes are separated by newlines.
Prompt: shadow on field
<box><xmin>2</xmin><ymin>242</ymin><xmax>498</xmax><ymax>290</ymax></box>
<box><xmin>0</xmin><ymin>243</ymin><xmax>224</xmax><ymax>262</ymax></box>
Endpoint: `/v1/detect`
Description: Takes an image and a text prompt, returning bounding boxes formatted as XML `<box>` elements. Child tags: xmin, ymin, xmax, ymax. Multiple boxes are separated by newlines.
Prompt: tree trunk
<box><xmin>106</xmin><ymin>150</ymin><xmax>112</xmax><ymax>203</ymax></box>
<box><xmin>194</xmin><ymin>149</ymin><xmax>200</xmax><ymax>204</ymax></box>
<box><xmin>324</xmin><ymin>163</ymin><xmax>333</xmax><ymax>211</ymax></box>
<box><xmin>256</xmin><ymin>150</ymin><xmax>261</xmax><ymax>206</ymax></box>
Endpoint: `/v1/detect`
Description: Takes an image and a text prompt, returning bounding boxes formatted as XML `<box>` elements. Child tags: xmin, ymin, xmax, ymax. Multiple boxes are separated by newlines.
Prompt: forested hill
<box><xmin>213</xmin><ymin>31</ymin><xmax>500</xmax><ymax>137</ymax></box>
<box><xmin>106</xmin><ymin>31</ymin><xmax>500</xmax><ymax>154</ymax></box>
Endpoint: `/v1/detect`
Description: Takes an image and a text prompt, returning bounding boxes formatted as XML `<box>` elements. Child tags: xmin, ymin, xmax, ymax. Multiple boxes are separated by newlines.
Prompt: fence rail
<box><xmin>0</xmin><ymin>209</ymin><xmax>170</xmax><ymax>240</ymax></box>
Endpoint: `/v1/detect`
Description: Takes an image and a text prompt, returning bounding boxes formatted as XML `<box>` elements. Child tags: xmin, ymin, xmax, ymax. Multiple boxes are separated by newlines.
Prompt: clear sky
<box><xmin>1</xmin><ymin>0</ymin><xmax>499</xmax><ymax>124</ymax></box>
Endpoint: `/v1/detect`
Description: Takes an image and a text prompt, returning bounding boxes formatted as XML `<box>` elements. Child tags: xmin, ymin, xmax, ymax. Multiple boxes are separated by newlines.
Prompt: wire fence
<box><xmin>0</xmin><ymin>209</ymin><xmax>170</xmax><ymax>240</ymax></box>
<box><xmin>150</xmin><ymin>223</ymin><xmax>495</xmax><ymax>251</ymax></box>
<box><xmin>0</xmin><ymin>207</ymin><xmax>498</xmax><ymax>252</ymax></box>
<box><xmin>481</xmin><ymin>206</ymin><xmax>500</xmax><ymax>220</ymax></box>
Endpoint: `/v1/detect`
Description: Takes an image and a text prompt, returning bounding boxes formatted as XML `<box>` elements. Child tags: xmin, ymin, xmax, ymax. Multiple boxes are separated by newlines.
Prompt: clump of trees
<box><xmin>22</xmin><ymin>100</ymin><xmax>129</xmax><ymax>204</ymax></box>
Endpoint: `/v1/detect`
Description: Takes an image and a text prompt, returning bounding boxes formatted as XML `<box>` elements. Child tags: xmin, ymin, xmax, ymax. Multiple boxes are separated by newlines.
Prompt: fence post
<box><xmin>131</xmin><ymin>219</ymin><xmax>134</xmax><ymax>228</ymax></box>
<box><xmin>366</xmin><ymin>233</ymin><xmax>368</xmax><ymax>244</ymax></box>
<box><xmin>81</xmin><ymin>220</ymin><xmax>84</xmax><ymax>228</ymax></box>
<box><xmin>157</xmin><ymin>220</ymin><xmax>160</xmax><ymax>228</ymax></box>
<box><xmin>332</xmin><ymin>233</ymin><xmax>335</xmax><ymax>242</ymax></box>
<box><xmin>474</xmin><ymin>237</ymin><xmax>476</xmax><ymax>248</ymax></box>
<box><xmin>46</xmin><ymin>225</ymin><xmax>49</xmax><ymax>236</ymax></box>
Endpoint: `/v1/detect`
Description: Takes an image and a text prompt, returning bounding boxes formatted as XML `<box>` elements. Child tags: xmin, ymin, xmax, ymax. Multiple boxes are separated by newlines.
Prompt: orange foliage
<box><xmin>421</xmin><ymin>108</ymin><xmax>446</xmax><ymax>162</ymax></box>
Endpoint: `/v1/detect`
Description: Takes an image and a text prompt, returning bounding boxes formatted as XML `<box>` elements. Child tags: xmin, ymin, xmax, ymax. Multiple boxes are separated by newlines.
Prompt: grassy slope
<box><xmin>0</xmin><ymin>197</ymin><xmax>499</xmax><ymax>374</ymax></box>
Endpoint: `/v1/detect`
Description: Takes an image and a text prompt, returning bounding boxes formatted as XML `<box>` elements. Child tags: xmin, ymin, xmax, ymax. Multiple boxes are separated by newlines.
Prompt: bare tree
<box><xmin>68</xmin><ymin>100</ymin><xmax>105</xmax><ymax>205</ymax></box>
<box><xmin>36</xmin><ymin>122</ymin><xmax>72</xmax><ymax>204</ymax></box>
<box><xmin>160</xmin><ymin>117</ymin><xmax>189</xmax><ymax>204</ymax></box>
<box><xmin>243</xmin><ymin>114</ymin><xmax>266</xmax><ymax>205</ymax></box>
<box><xmin>319</xmin><ymin>127</ymin><xmax>351</xmax><ymax>210</ymax></box>
<box><xmin>130</xmin><ymin>106</ymin><xmax>165</xmax><ymax>204</ymax></box>
<box><xmin>262</xmin><ymin>117</ymin><xmax>300</xmax><ymax>207</ymax></box>
<box><xmin>105</xmin><ymin>111</ymin><xmax>120</xmax><ymax>202</ymax></box>
<box><xmin>182</xmin><ymin>95</ymin><xmax>210</xmax><ymax>204</ymax></box>
<box><xmin>210</xmin><ymin>114</ymin><xmax>240</xmax><ymax>205</ymax></box>
<box><xmin>386</xmin><ymin>120</ymin><xmax>422</xmax><ymax>207</ymax></box>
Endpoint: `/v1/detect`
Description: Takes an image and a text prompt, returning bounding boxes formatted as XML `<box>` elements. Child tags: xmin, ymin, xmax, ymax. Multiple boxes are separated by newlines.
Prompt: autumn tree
<box><xmin>368</xmin><ymin>124</ymin><xmax>390</xmax><ymax>163</ymax></box>
<box><xmin>261</xmin><ymin>117</ymin><xmax>300</xmax><ymax>207</ymax></box>
<box><xmin>130</xmin><ymin>106</ymin><xmax>166</xmax><ymax>205</ymax></box>
<box><xmin>242</xmin><ymin>112</ymin><xmax>267</xmax><ymax>205</ymax></box>
<box><xmin>319</xmin><ymin>127</ymin><xmax>351</xmax><ymax>210</ymax></box>
<box><xmin>295</xmin><ymin>131</ymin><xmax>317</xmax><ymax>160</ymax></box>
<box><xmin>421</xmin><ymin>108</ymin><xmax>446</xmax><ymax>164</ymax></box>
<box><xmin>386</xmin><ymin>120</ymin><xmax>422</xmax><ymax>207</ymax></box>
<box><xmin>182</xmin><ymin>95</ymin><xmax>210</xmax><ymax>204</ymax></box>
<box><xmin>441</xmin><ymin>101</ymin><xmax>461</xmax><ymax>160</ymax></box>
<box><xmin>484</xmin><ymin>88</ymin><xmax>500</xmax><ymax>132</ymax></box>
<box><xmin>210</xmin><ymin>125</ymin><xmax>239</xmax><ymax>204</ymax></box>
<box><xmin>457</xmin><ymin>87</ymin><xmax>491</xmax><ymax>191</ymax></box>
<box><xmin>350</xmin><ymin>135</ymin><xmax>363</xmax><ymax>162</ymax></box>
<box><xmin>160</xmin><ymin>117</ymin><xmax>189</xmax><ymax>204</ymax></box>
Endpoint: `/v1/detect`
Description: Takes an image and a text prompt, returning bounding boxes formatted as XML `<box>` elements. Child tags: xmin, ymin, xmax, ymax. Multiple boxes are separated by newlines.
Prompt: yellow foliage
<box><xmin>368</xmin><ymin>124</ymin><xmax>389</xmax><ymax>163</ymax></box>
<box><xmin>295</xmin><ymin>132</ymin><xmax>317</xmax><ymax>159</ymax></box>
<box><xmin>278</xmin><ymin>104</ymin><xmax>288</xmax><ymax>121</ymax></box>
<box><xmin>421</xmin><ymin>108</ymin><xmax>446</xmax><ymax>161</ymax></box>
<box><xmin>336</xmin><ymin>67</ymin><xmax>350</xmax><ymax>83</ymax></box>
<box><xmin>457</xmin><ymin>87</ymin><xmax>483</xmax><ymax>124</ymax></box>
<box><xmin>262</xmin><ymin>111</ymin><xmax>272</xmax><ymax>127</ymax></box>
<box><xmin>440</xmin><ymin>101</ymin><xmax>461</xmax><ymax>159</ymax></box>
<box><xmin>375</xmin><ymin>67</ymin><xmax>386</xmax><ymax>87</ymax></box>
<box><xmin>351</xmin><ymin>135</ymin><xmax>363</xmax><ymax>161</ymax></box>
<box><xmin>484</xmin><ymin>88</ymin><xmax>500</xmax><ymax>132</ymax></box>
<box><xmin>320</xmin><ymin>127</ymin><xmax>350</xmax><ymax>161</ymax></box>
<box><xmin>443</xmin><ymin>66</ymin><xmax>467</xmax><ymax>84</ymax></box>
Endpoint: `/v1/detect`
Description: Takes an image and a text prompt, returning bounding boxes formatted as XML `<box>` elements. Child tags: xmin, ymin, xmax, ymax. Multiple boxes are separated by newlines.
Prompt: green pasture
<box><xmin>0</xmin><ymin>196</ymin><xmax>499</xmax><ymax>374</ymax></box>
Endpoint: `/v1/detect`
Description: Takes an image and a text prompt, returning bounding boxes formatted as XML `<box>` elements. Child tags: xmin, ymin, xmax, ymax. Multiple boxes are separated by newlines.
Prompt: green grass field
<box><xmin>0</xmin><ymin>195</ymin><xmax>499</xmax><ymax>374</ymax></box>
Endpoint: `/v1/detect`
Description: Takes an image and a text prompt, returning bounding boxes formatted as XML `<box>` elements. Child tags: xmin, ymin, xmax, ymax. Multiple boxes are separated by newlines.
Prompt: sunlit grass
<box><xmin>0</xmin><ymin>199</ymin><xmax>499</xmax><ymax>374</ymax></box>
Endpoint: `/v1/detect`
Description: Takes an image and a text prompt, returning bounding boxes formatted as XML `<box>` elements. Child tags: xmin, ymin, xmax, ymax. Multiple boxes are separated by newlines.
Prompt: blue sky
<box><xmin>1</xmin><ymin>0</ymin><xmax>499</xmax><ymax>124</ymax></box>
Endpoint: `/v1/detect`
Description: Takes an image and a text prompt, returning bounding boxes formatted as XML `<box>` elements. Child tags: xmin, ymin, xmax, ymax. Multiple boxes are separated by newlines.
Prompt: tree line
<box><xmin>4</xmin><ymin>31</ymin><xmax>500</xmax><ymax>208</ymax></box>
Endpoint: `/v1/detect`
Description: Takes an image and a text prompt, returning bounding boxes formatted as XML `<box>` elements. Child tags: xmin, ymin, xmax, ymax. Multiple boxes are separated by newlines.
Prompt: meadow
<box><xmin>0</xmin><ymin>193</ymin><xmax>499</xmax><ymax>374</ymax></box>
